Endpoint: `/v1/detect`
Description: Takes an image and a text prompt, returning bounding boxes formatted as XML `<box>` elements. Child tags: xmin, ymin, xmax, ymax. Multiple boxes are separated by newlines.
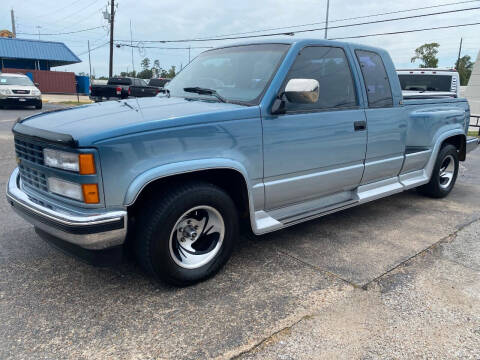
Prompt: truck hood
<box><xmin>18</xmin><ymin>97</ymin><xmax>258</xmax><ymax>146</ymax></box>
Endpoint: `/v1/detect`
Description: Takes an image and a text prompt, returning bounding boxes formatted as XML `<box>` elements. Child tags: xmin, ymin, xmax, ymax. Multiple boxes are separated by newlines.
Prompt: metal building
<box><xmin>0</xmin><ymin>37</ymin><xmax>82</xmax><ymax>94</ymax></box>
<box><xmin>0</xmin><ymin>37</ymin><xmax>80</xmax><ymax>70</ymax></box>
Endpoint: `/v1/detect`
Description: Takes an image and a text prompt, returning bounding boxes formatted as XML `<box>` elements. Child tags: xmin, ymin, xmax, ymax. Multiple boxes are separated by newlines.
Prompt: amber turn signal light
<box><xmin>79</xmin><ymin>154</ymin><xmax>96</xmax><ymax>175</ymax></box>
<box><xmin>82</xmin><ymin>184</ymin><xmax>100</xmax><ymax>204</ymax></box>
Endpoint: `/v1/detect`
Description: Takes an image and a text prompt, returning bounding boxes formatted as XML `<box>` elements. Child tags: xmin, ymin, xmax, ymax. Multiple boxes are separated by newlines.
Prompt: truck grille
<box><xmin>15</xmin><ymin>138</ymin><xmax>48</xmax><ymax>192</ymax></box>
<box><xmin>18</xmin><ymin>164</ymin><xmax>48</xmax><ymax>192</ymax></box>
<box><xmin>15</xmin><ymin>138</ymin><xmax>44</xmax><ymax>164</ymax></box>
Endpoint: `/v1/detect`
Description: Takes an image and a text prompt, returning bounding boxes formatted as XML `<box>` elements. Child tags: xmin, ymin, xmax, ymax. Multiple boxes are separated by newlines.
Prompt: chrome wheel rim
<box><xmin>169</xmin><ymin>206</ymin><xmax>225</xmax><ymax>269</ymax></box>
<box><xmin>439</xmin><ymin>154</ymin><xmax>455</xmax><ymax>189</ymax></box>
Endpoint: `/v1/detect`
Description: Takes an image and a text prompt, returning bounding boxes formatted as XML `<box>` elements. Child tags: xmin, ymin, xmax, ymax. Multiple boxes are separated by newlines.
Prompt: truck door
<box><xmin>353</xmin><ymin>49</ymin><xmax>407</xmax><ymax>184</ymax></box>
<box><xmin>262</xmin><ymin>46</ymin><xmax>368</xmax><ymax>210</ymax></box>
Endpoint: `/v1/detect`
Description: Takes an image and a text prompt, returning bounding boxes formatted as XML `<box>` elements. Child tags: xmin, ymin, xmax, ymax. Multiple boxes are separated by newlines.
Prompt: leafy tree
<box><xmin>456</xmin><ymin>55</ymin><xmax>474</xmax><ymax>86</ymax></box>
<box><xmin>137</xmin><ymin>69</ymin><xmax>153</xmax><ymax>79</ymax></box>
<box><xmin>166</xmin><ymin>65</ymin><xmax>176</xmax><ymax>78</ymax></box>
<box><xmin>411</xmin><ymin>43</ymin><xmax>440</xmax><ymax>68</ymax></box>
<box><xmin>119</xmin><ymin>70</ymin><xmax>137</xmax><ymax>77</ymax></box>
<box><xmin>152</xmin><ymin>59</ymin><xmax>161</xmax><ymax>78</ymax></box>
<box><xmin>141</xmin><ymin>57</ymin><xmax>151</xmax><ymax>71</ymax></box>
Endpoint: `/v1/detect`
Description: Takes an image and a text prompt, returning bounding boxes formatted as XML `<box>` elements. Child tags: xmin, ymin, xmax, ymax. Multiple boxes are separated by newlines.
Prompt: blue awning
<box><xmin>0</xmin><ymin>37</ymin><xmax>81</xmax><ymax>67</ymax></box>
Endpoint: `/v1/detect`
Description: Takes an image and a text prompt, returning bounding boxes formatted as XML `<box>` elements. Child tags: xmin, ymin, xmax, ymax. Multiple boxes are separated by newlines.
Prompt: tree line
<box><xmin>411</xmin><ymin>43</ymin><xmax>474</xmax><ymax>86</ymax></box>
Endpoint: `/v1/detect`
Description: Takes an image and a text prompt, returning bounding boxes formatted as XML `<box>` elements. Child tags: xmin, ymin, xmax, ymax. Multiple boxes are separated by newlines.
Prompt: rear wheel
<box><xmin>134</xmin><ymin>182</ymin><xmax>238</xmax><ymax>286</ymax></box>
<box><xmin>418</xmin><ymin>144</ymin><xmax>459</xmax><ymax>198</ymax></box>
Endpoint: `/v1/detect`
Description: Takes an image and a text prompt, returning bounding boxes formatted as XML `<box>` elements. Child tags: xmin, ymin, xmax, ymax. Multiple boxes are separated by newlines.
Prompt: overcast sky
<box><xmin>1</xmin><ymin>0</ymin><xmax>479</xmax><ymax>76</ymax></box>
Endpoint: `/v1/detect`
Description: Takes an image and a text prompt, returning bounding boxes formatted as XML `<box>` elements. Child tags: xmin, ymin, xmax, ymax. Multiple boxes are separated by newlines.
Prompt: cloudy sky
<box><xmin>1</xmin><ymin>0</ymin><xmax>479</xmax><ymax>76</ymax></box>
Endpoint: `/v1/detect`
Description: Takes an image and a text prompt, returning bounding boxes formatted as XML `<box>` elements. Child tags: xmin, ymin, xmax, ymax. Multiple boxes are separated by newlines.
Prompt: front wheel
<box><xmin>134</xmin><ymin>182</ymin><xmax>238</xmax><ymax>286</ymax></box>
<box><xmin>418</xmin><ymin>144</ymin><xmax>459</xmax><ymax>198</ymax></box>
<box><xmin>35</xmin><ymin>101</ymin><xmax>42</xmax><ymax>109</ymax></box>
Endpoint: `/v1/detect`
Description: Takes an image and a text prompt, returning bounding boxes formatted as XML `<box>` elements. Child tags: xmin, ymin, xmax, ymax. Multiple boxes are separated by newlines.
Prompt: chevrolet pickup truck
<box><xmin>7</xmin><ymin>39</ymin><xmax>479</xmax><ymax>285</ymax></box>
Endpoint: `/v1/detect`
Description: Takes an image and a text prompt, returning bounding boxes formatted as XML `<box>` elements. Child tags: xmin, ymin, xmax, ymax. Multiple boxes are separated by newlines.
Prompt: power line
<box><xmin>77</xmin><ymin>41</ymin><xmax>110</xmax><ymax>56</ymax></box>
<box><xmin>115</xmin><ymin>3</ymin><xmax>480</xmax><ymax>43</ymax></box>
<box><xmin>331</xmin><ymin>21</ymin><xmax>480</xmax><ymax>40</ymax></box>
<box><xmin>17</xmin><ymin>25</ymin><xmax>104</xmax><ymax>36</ymax></box>
<box><xmin>115</xmin><ymin>44</ymin><xmax>213</xmax><ymax>50</ymax></box>
<box><xmin>160</xmin><ymin>0</ymin><xmax>480</xmax><ymax>40</ymax></box>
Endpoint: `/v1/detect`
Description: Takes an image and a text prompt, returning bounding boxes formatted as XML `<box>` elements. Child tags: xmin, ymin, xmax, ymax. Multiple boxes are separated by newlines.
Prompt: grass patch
<box><xmin>468</xmin><ymin>130</ymin><xmax>480</xmax><ymax>137</ymax></box>
<box><xmin>55</xmin><ymin>101</ymin><xmax>93</xmax><ymax>106</ymax></box>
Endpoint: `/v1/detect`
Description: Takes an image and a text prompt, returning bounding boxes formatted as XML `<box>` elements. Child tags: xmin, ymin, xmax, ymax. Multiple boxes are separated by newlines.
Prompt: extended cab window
<box><xmin>284</xmin><ymin>46</ymin><xmax>357</xmax><ymax>112</ymax></box>
<box><xmin>355</xmin><ymin>50</ymin><xmax>393</xmax><ymax>108</ymax></box>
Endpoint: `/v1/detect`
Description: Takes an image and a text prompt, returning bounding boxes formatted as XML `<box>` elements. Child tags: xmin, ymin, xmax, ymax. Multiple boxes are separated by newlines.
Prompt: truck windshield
<box><xmin>398</xmin><ymin>74</ymin><xmax>452</xmax><ymax>92</ymax></box>
<box><xmin>166</xmin><ymin>44</ymin><xmax>289</xmax><ymax>104</ymax></box>
<box><xmin>0</xmin><ymin>76</ymin><xmax>33</xmax><ymax>86</ymax></box>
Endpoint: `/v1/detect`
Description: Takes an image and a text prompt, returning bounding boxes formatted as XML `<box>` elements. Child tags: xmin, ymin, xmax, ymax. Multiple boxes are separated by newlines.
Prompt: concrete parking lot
<box><xmin>0</xmin><ymin>106</ymin><xmax>479</xmax><ymax>359</ymax></box>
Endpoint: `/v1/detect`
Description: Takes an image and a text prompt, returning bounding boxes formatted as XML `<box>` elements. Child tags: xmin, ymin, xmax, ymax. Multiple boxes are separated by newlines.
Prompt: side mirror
<box><xmin>34</xmin><ymin>83</ymin><xmax>40</xmax><ymax>87</ymax></box>
<box><xmin>284</xmin><ymin>78</ymin><xmax>319</xmax><ymax>104</ymax></box>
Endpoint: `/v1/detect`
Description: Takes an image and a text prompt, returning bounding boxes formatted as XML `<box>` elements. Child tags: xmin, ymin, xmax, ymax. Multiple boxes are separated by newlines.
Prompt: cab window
<box><xmin>283</xmin><ymin>46</ymin><xmax>358</xmax><ymax>112</ymax></box>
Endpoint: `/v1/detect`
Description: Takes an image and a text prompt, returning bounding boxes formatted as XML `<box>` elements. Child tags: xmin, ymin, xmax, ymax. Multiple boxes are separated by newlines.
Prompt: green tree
<box><xmin>137</xmin><ymin>69</ymin><xmax>153</xmax><ymax>79</ymax></box>
<box><xmin>411</xmin><ymin>43</ymin><xmax>440</xmax><ymax>68</ymax></box>
<box><xmin>456</xmin><ymin>55</ymin><xmax>474</xmax><ymax>86</ymax></box>
<box><xmin>140</xmin><ymin>57</ymin><xmax>151</xmax><ymax>71</ymax></box>
<box><xmin>167</xmin><ymin>65</ymin><xmax>176</xmax><ymax>78</ymax></box>
<box><xmin>152</xmin><ymin>59</ymin><xmax>161</xmax><ymax>78</ymax></box>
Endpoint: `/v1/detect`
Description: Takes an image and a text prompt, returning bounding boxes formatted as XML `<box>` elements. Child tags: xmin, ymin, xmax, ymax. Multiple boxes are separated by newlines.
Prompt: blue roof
<box><xmin>0</xmin><ymin>37</ymin><xmax>81</xmax><ymax>66</ymax></box>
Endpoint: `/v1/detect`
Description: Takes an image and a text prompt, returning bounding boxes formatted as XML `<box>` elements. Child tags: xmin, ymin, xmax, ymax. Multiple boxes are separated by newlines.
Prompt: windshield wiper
<box><xmin>183</xmin><ymin>87</ymin><xmax>226</xmax><ymax>103</ymax></box>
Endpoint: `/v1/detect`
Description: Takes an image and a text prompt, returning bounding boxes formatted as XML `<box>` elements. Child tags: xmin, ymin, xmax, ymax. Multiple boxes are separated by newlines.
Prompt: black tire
<box><xmin>35</xmin><ymin>102</ymin><xmax>42</xmax><ymax>109</ymax></box>
<box><xmin>134</xmin><ymin>182</ymin><xmax>238</xmax><ymax>286</ymax></box>
<box><xmin>418</xmin><ymin>144</ymin><xmax>459</xmax><ymax>198</ymax></box>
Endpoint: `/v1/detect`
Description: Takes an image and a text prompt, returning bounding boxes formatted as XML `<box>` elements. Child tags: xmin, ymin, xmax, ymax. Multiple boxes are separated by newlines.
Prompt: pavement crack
<box><xmin>362</xmin><ymin>216</ymin><xmax>480</xmax><ymax>290</ymax></box>
<box><xmin>228</xmin><ymin>313</ymin><xmax>312</xmax><ymax>360</ymax></box>
<box><xmin>276</xmin><ymin>249</ymin><xmax>361</xmax><ymax>289</ymax></box>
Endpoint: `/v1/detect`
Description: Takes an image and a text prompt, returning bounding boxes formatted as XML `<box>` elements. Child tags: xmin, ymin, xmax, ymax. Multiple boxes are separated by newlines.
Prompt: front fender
<box><xmin>123</xmin><ymin>158</ymin><xmax>253</xmax><ymax>206</ymax></box>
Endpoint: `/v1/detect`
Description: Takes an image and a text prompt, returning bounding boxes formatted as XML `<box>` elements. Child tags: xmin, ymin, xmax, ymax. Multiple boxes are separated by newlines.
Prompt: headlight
<box><xmin>44</xmin><ymin>149</ymin><xmax>80</xmax><ymax>172</ymax></box>
<box><xmin>32</xmin><ymin>89</ymin><xmax>41</xmax><ymax>96</ymax></box>
<box><xmin>0</xmin><ymin>88</ymin><xmax>12</xmax><ymax>95</ymax></box>
<box><xmin>47</xmin><ymin>178</ymin><xmax>100</xmax><ymax>203</ymax></box>
<box><xmin>43</xmin><ymin>149</ymin><xmax>96</xmax><ymax>174</ymax></box>
<box><xmin>47</xmin><ymin>177</ymin><xmax>84</xmax><ymax>201</ymax></box>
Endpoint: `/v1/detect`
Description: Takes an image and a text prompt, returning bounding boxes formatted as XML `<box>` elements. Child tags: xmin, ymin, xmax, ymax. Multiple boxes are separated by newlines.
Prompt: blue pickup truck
<box><xmin>7</xmin><ymin>39</ymin><xmax>479</xmax><ymax>285</ymax></box>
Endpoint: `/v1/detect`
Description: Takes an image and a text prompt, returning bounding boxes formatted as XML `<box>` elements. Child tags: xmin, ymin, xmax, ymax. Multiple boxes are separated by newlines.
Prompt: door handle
<box><xmin>354</xmin><ymin>120</ymin><xmax>367</xmax><ymax>131</ymax></box>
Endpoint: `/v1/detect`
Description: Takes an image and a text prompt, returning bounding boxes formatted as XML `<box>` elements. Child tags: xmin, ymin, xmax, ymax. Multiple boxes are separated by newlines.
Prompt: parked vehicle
<box><xmin>0</xmin><ymin>73</ymin><xmax>42</xmax><ymax>109</ymax></box>
<box><xmin>89</xmin><ymin>77</ymin><xmax>159</xmax><ymax>102</ymax></box>
<box><xmin>147</xmin><ymin>77</ymin><xmax>171</xmax><ymax>91</ymax></box>
<box><xmin>397</xmin><ymin>68</ymin><xmax>460</xmax><ymax>98</ymax></box>
<box><xmin>7</xmin><ymin>39</ymin><xmax>478</xmax><ymax>286</ymax></box>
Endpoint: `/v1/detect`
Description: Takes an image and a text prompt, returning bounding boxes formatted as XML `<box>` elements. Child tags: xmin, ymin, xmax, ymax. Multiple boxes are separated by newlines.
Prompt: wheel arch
<box><xmin>442</xmin><ymin>134</ymin><xmax>466</xmax><ymax>161</ymax></box>
<box><xmin>125</xmin><ymin>160</ymin><xmax>257</xmax><ymax>229</ymax></box>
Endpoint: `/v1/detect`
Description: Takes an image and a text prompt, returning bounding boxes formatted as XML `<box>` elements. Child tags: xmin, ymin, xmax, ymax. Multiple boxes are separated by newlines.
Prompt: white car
<box><xmin>0</xmin><ymin>73</ymin><xmax>42</xmax><ymax>109</ymax></box>
<box><xmin>396</xmin><ymin>68</ymin><xmax>460</xmax><ymax>99</ymax></box>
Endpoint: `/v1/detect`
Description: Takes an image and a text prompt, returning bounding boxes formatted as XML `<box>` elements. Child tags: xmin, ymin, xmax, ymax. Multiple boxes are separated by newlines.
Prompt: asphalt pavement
<box><xmin>0</xmin><ymin>105</ymin><xmax>479</xmax><ymax>359</ymax></box>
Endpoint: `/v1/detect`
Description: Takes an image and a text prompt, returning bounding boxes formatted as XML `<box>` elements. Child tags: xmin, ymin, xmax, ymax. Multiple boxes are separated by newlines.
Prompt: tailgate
<box><xmin>91</xmin><ymin>85</ymin><xmax>117</xmax><ymax>97</ymax></box>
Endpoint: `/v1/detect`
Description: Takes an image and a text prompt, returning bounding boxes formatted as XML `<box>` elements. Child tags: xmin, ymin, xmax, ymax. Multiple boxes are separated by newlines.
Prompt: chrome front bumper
<box><xmin>6</xmin><ymin>168</ymin><xmax>127</xmax><ymax>250</ymax></box>
<box><xmin>466</xmin><ymin>137</ymin><xmax>479</xmax><ymax>154</ymax></box>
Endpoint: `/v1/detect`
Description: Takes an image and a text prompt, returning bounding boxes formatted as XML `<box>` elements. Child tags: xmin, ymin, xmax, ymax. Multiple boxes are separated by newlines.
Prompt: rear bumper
<box><xmin>6</xmin><ymin>168</ymin><xmax>127</xmax><ymax>250</ymax></box>
<box><xmin>466</xmin><ymin>137</ymin><xmax>479</xmax><ymax>154</ymax></box>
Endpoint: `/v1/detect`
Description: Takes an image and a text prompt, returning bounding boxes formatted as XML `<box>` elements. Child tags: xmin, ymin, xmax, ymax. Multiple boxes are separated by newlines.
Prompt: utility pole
<box><xmin>130</xmin><ymin>19</ymin><xmax>135</xmax><ymax>76</ymax></box>
<box><xmin>36</xmin><ymin>26</ymin><xmax>41</xmax><ymax>40</ymax></box>
<box><xmin>88</xmin><ymin>40</ymin><xmax>93</xmax><ymax>80</ymax></box>
<box><xmin>188</xmin><ymin>46</ymin><xmax>191</xmax><ymax>64</ymax></box>
<box><xmin>108</xmin><ymin>0</ymin><xmax>115</xmax><ymax>77</ymax></box>
<box><xmin>324</xmin><ymin>0</ymin><xmax>330</xmax><ymax>39</ymax></box>
<box><xmin>10</xmin><ymin>9</ymin><xmax>16</xmax><ymax>37</ymax></box>
<box><xmin>455</xmin><ymin>37</ymin><xmax>463</xmax><ymax>69</ymax></box>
